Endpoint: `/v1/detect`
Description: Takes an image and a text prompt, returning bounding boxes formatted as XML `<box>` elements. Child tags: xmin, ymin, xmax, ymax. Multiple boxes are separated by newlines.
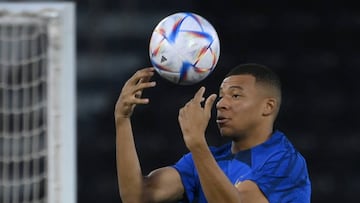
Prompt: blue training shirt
<box><xmin>172</xmin><ymin>130</ymin><xmax>311</xmax><ymax>203</ymax></box>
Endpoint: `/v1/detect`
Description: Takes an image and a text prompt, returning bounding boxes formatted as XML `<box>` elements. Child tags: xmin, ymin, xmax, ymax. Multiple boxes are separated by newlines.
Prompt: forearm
<box><xmin>191</xmin><ymin>141</ymin><xmax>241</xmax><ymax>203</ymax></box>
<box><xmin>116</xmin><ymin>117</ymin><xmax>144</xmax><ymax>203</ymax></box>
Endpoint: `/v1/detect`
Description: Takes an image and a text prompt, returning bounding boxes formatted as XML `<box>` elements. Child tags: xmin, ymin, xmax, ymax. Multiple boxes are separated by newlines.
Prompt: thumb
<box><xmin>204</xmin><ymin>94</ymin><xmax>217</xmax><ymax>115</ymax></box>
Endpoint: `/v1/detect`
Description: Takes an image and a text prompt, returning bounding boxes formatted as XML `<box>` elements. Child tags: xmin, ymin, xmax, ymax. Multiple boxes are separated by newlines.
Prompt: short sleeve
<box><xmin>248</xmin><ymin>151</ymin><xmax>311</xmax><ymax>203</ymax></box>
<box><xmin>172</xmin><ymin>153</ymin><xmax>197</xmax><ymax>203</ymax></box>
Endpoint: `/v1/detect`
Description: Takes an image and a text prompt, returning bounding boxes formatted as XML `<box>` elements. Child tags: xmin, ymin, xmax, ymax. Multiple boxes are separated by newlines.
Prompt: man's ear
<box><xmin>263</xmin><ymin>98</ymin><xmax>277</xmax><ymax>116</ymax></box>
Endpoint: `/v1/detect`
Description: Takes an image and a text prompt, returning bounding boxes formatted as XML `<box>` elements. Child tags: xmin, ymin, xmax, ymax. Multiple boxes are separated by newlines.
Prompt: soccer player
<box><xmin>115</xmin><ymin>63</ymin><xmax>311</xmax><ymax>203</ymax></box>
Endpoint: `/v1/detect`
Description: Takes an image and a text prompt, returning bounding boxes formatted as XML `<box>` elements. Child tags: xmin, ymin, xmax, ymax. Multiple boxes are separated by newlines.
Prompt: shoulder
<box><xmin>256</xmin><ymin>130</ymin><xmax>301</xmax><ymax>158</ymax></box>
<box><xmin>250</xmin><ymin>131</ymin><xmax>311</xmax><ymax>202</ymax></box>
<box><xmin>253</xmin><ymin>130</ymin><xmax>309</xmax><ymax>173</ymax></box>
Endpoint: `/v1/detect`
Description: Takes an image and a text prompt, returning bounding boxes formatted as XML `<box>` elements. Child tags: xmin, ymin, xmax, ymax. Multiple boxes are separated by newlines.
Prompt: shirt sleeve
<box><xmin>172</xmin><ymin>153</ymin><xmax>197</xmax><ymax>203</ymax></box>
<box><xmin>248</xmin><ymin>151</ymin><xmax>311</xmax><ymax>203</ymax></box>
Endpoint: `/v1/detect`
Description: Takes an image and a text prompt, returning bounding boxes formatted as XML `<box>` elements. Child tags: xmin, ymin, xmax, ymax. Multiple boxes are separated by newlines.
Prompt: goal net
<box><xmin>0</xmin><ymin>3</ymin><xmax>75</xmax><ymax>203</ymax></box>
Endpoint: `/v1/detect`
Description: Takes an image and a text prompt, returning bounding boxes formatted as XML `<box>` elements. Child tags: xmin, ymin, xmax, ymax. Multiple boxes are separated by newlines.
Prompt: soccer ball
<box><xmin>149</xmin><ymin>12</ymin><xmax>220</xmax><ymax>85</ymax></box>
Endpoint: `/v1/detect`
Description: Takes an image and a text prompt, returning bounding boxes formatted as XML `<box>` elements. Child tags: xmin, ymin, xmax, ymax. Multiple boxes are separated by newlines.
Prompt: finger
<box><xmin>133</xmin><ymin>81</ymin><xmax>156</xmax><ymax>94</ymax></box>
<box><xmin>204</xmin><ymin>94</ymin><xmax>217</xmax><ymax>115</ymax></box>
<box><xmin>193</xmin><ymin>86</ymin><xmax>206</xmax><ymax>103</ymax></box>
<box><xmin>185</xmin><ymin>100</ymin><xmax>192</xmax><ymax>107</ymax></box>
<box><xmin>134</xmin><ymin>90</ymin><xmax>142</xmax><ymax>99</ymax></box>
<box><xmin>132</xmin><ymin>97</ymin><xmax>150</xmax><ymax>104</ymax></box>
<box><xmin>129</xmin><ymin>68</ymin><xmax>155</xmax><ymax>85</ymax></box>
<box><xmin>178</xmin><ymin>107</ymin><xmax>185</xmax><ymax>121</ymax></box>
<box><xmin>132</xmin><ymin>82</ymin><xmax>156</xmax><ymax>104</ymax></box>
<box><xmin>138</xmin><ymin>72</ymin><xmax>153</xmax><ymax>84</ymax></box>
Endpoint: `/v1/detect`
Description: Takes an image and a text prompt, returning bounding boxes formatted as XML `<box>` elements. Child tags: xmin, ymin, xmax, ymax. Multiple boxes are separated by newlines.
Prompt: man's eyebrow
<box><xmin>228</xmin><ymin>85</ymin><xmax>244</xmax><ymax>90</ymax></box>
<box><xmin>219</xmin><ymin>85</ymin><xmax>244</xmax><ymax>93</ymax></box>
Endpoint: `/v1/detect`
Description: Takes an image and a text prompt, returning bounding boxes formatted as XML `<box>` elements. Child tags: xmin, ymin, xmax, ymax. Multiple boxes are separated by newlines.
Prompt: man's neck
<box><xmin>231</xmin><ymin>128</ymin><xmax>273</xmax><ymax>153</ymax></box>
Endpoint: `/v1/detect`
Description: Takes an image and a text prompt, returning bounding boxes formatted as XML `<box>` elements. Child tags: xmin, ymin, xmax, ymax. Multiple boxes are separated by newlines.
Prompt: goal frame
<box><xmin>0</xmin><ymin>2</ymin><xmax>76</xmax><ymax>203</ymax></box>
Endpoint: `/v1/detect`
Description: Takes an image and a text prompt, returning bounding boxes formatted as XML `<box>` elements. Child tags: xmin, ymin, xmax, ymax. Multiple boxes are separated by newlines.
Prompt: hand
<box><xmin>178</xmin><ymin>87</ymin><xmax>217</xmax><ymax>150</ymax></box>
<box><xmin>115</xmin><ymin>67</ymin><xmax>156</xmax><ymax>120</ymax></box>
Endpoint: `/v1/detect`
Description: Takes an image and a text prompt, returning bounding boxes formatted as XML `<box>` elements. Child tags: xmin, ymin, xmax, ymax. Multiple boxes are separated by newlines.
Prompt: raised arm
<box><xmin>115</xmin><ymin>68</ymin><xmax>184</xmax><ymax>203</ymax></box>
<box><xmin>178</xmin><ymin>87</ymin><xmax>268</xmax><ymax>203</ymax></box>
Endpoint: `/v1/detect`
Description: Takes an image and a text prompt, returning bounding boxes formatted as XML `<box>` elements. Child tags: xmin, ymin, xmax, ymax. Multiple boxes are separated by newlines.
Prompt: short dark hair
<box><xmin>226</xmin><ymin>63</ymin><xmax>282</xmax><ymax>113</ymax></box>
<box><xmin>226</xmin><ymin>63</ymin><xmax>282</xmax><ymax>95</ymax></box>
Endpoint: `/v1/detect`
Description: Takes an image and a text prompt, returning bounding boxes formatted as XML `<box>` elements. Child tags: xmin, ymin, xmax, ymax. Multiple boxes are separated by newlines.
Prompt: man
<box><xmin>115</xmin><ymin>63</ymin><xmax>311</xmax><ymax>203</ymax></box>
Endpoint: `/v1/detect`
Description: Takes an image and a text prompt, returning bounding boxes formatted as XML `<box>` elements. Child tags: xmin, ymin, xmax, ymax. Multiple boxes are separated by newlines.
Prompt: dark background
<box><xmin>5</xmin><ymin>0</ymin><xmax>360</xmax><ymax>202</ymax></box>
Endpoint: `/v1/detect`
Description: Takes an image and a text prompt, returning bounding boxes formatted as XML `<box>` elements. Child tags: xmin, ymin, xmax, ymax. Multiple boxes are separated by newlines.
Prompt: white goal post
<box><xmin>0</xmin><ymin>2</ymin><xmax>76</xmax><ymax>203</ymax></box>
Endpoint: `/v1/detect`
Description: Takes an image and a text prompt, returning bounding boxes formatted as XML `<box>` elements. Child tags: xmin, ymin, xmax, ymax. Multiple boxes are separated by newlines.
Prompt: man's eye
<box><xmin>232</xmin><ymin>94</ymin><xmax>241</xmax><ymax>99</ymax></box>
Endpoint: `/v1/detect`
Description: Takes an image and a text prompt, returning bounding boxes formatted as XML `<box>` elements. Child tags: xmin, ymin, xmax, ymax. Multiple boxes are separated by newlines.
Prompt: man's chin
<box><xmin>219</xmin><ymin>128</ymin><xmax>243</xmax><ymax>140</ymax></box>
<box><xmin>219</xmin><ymin>130</ymin><xmax>236</xmax><ymax>138</ymax></box>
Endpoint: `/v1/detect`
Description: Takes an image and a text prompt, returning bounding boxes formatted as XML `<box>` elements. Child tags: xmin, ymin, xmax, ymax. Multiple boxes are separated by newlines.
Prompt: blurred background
<box><xmin>2</xmin><ymin>0</ymin><xmax>360</xmax><ymax>202</ymax></box>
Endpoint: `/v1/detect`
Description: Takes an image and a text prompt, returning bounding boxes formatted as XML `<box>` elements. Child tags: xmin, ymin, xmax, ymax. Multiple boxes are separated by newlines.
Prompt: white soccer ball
<box><xmin>149</xmin><ymin>12</ymin><xmax>220</xmax><ymax>85</ymax></box>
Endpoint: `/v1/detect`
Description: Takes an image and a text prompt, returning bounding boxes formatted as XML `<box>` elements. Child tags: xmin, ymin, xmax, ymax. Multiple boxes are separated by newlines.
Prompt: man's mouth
<box><xmin>216</xmin><ymin>116</ymin><xmax>228</xmax><ymax>124</ymax></box>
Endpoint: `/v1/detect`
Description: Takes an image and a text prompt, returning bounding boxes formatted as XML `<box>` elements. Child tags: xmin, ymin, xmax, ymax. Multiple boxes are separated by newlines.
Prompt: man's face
<box><xmin>216</xmin><ymin>74</ymin><xmax>266</xmax><ymax>138</ymax></box>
